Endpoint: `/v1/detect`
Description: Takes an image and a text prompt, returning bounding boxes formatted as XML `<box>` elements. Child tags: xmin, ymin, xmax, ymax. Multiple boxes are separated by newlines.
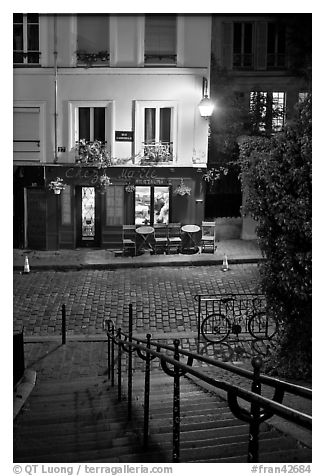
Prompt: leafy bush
<box><xmin>238</xmin><ymin>95</ymin><xmax>312</xmax><ymax>379</ymax></box>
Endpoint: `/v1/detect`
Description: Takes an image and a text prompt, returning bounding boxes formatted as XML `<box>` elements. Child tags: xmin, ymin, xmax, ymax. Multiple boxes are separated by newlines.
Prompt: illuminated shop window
<box><xmin>135</xmin><ymin>186</ymin><xmax>170</xmax><ymax>225</ymax></box>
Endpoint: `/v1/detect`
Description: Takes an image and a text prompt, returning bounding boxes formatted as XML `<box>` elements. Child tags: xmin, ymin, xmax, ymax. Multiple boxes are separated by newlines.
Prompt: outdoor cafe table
<box><xmin>136</xmin><ymin>225</ymin><xmax>154</xmax><ymax>253</ymax></box>
<box><xmin>181</xmin><ymin>224</ymin><xmax>201</xmax><ymax>253</ymax></box>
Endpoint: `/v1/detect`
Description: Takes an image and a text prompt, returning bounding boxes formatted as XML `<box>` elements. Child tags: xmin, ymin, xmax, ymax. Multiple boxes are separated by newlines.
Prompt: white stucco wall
<box><xmin>14</xmin><ymin>14</ymin><xmax>212</xmax><ymax>167</ymax></box>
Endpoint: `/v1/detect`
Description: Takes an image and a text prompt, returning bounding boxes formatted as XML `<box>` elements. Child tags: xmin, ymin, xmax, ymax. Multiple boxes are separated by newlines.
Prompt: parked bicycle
<box><xmin>200</xmin><ymin>295</ymin><xmax>278</xmax><ymax>344</ymax></box>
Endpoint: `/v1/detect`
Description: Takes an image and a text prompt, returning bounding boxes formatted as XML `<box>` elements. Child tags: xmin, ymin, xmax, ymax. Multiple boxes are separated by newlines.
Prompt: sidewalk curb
<box><xmin>13</xmin><ymin>369</ymin><xmax>37</xmax><ymax>420</ymax></box>
<box><xmin>13</xmin><ymin>257</ymin><xmax>264</xmax><ymax>271</ymax></box>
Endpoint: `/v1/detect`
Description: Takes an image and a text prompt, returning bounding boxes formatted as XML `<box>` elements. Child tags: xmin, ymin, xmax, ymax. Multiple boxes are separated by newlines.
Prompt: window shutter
<box><xmin>222</xmin><ymin>22</ymin><xmax>233</xmax><ymax>70</ymax></box>
<box><xmin>77</xmin><ymin>14</ymin><xmax>109</xmax><ymax>53</ymax></box>
<box><xmin>255</xmin><ymin>22</ymin><xmax>268</xmax><ymax>70</ymax></box>
<box><xmin>145</xmin><ymin>15</ymin><xmax>176</xmax><ymax>55</ymax></box>
<box><xmin>106</xmin><ymin>186</ymin><xmax>124</xmax><ymax>225</ymax></box>
<box><xmin>13</xmin><ymin>107</ymin><xmax>40</xmax><ymax>152</ymax></box>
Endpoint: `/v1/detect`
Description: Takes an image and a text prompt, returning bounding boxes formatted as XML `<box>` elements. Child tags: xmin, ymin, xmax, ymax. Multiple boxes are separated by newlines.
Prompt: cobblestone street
<box><xmin>13</xmin><ymin>264</ymin><xmax>261</xmax><ymax>336</ymax></box>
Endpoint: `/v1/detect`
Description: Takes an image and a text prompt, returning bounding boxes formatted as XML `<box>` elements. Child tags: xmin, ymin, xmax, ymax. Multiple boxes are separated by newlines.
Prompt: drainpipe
<box><xmin>53</xmin><ymin>14</ymin><xmax>58</xmax><ymax>163</ymax></box>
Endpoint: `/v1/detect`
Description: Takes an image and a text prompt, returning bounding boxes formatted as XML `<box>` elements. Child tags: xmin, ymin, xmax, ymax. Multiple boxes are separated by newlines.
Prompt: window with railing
<box><xmin>74</xmin><ymin>106</ymin><xmax>111</xmax><ymax>164</ymax></box>
<box><xmin>13</xmin><ymin>13</ymin><xmax>40</xmax><ymax>65</ymax></box>
<box><xmin>135</xmin><ymin>102</ymin><xmax>177</xmax><ymax>165</ymax></box>
<box><xmin>249</xmin><ymin>91</ymin><xmax>286</xmax><ymax>134</ymax></box>
<box><xmin>267</xmin><ymin>22</ymin><xmax>286</xmax><ymax>69</ymax></box>
<box><xmin>233</xmin><ymin>22</ymin><xmax>253</xmax><ymax>70</ymax></box>
<box><xmin>140</xmin><ymin>107</ymin><xmax>173</xmax><ymax>163</ymax></box>
<box><xmin>76</xmin><ymin>14</ymin><xmax>110</xmax><ymax>66</ymax></box>
<box><xmin>144</xmin><ymin>14</ymin><xmax>177</xmax><ymax>66</ymax></box>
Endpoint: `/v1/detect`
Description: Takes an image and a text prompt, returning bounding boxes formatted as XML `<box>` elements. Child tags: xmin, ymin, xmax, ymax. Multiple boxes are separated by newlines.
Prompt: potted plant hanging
<box><xmin>98</xmin><ymin>173</ymin><xmax>112</xmax><ymax>194</ymax></box>
<box><xmin>48</xmin><ymin>177</ymin><xmax>66</xmax><ymax>195</ymax></box>
<box><xmin>175</xmin><ymin>178</ymin><xmax>191</xmax><ymax>196</ymax></box>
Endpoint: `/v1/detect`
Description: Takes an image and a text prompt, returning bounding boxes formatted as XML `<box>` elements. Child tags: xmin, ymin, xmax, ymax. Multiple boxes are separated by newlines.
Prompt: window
<box><xmin>78</xmin><ymin>107</ymin><xmax>106</xmax><ymax>142</ymax></box>
<box><xmin>250</xmin><ymin>92</ymin><xmax>286</xmax><ymax>134</ymax></box>
<box><xmin>77</xmin><ymin>14</ymin><xmax>110</xmax><ymax>66</ymax></box>
<box><xmin>233</xmin><ymin>22</ymin><xmax>253</xmax><ymax>69</ymax></box>
<box><xmin>267</xmin><ymin>22</ymin><xmax>286</xmax><ymax>69</ymax></box>
<box><xmin>299</xmin><ymin>92</ymin><xmax>309</xmax><ymax>103</ymax></box>
<box><xmin>143</xmin><ymin>107</ymin><xmax>173</xmax><ymax>160</ymax></box>
<box><xmin>135</xmin><ymin>102</ymin><xmax>177</xmax><ymax>163</ymax></box>
<box><xmin>13</xmin><ymin>105</ymin><xmax>44</xmax><ymax>161</ymax></box>
<box><xmin>145</xmin><ymin>14</ymin><xmax>177</xmax><ymax>65</ymax></box>
<box><xmin>271</xmin><ymin>92</ymin><xmax>286</xmax><ymax>132</ymax></box>
<box><xmin>135</xmin><ymin>186</ymin><xmax>170</xmax><ymax>225</ymax></box>
<box><xmin>69</xmin><ymin>101</ymin><xmax>113</xmax><ymax>161</ymax></box>
<box><xmin>13</xmin><ymin>13</ymin><xmax>40</xmax><ymax>64</ymax></box>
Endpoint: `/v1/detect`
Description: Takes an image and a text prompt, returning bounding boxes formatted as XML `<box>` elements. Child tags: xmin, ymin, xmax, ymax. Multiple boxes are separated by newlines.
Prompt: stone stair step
<box><xmin>32</xmin><ymin>376</ymin><xmax>109</xmax><ymax>394</ymax></box>
<box><xmin>14</xmin><ymin>439</ymin><xmax>168</xmax><ymax>464</ymax></box>
<box><xmin>14</xmin><ymin>368</ymin><xmax>311</xmax><ymax>464</ymax></box>
<box><xmin>193</xmin><ymin>447</ymin><xmax>312</xmax><ymax>463</ymax></box>
<box><xmin>179</xmin><ymin>435</ymin><xmax>303</xmax><ymax>461</ymax></box>
<box><xmin>17</xmin><ymin>403</ymin><xmax>128</xmax><ymax>422</ymax></box>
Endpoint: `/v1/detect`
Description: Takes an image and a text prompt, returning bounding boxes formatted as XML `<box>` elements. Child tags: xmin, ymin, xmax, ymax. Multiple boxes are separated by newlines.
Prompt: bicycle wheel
<box><xmin>248</xmin><ymin>312</ymin><xmax>278</xmax><ymax>340</ymax></box>
<box><xmin>200</xmin><ymin>313</ymin><xmax>231</xmax><ymax>343</ymax></box>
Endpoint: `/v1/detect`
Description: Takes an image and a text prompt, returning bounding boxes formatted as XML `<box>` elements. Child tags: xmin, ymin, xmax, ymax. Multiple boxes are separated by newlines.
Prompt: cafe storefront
<box><xmin>14</xmin><ymin>164</ymin><xmax>206</xmax><ymax>250</ymax></box>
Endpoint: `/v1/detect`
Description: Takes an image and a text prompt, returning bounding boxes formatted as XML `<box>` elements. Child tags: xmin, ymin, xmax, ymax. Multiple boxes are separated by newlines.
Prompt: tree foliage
<box><xmin>238</xmin><ymin>95</ymin><xmax>312</xmax><ymax>379</ymax></box>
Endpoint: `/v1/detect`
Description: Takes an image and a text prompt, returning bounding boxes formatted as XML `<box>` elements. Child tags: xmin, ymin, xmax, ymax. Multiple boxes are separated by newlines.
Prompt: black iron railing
<box><xmin>104</xmin><ymin>304</ymin><xmax>311</xmax><ymax>463</ymax></box>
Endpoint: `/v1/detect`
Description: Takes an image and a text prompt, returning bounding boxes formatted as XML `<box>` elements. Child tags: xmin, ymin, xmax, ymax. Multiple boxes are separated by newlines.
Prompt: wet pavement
<box><xmin>13</xmin><ymin>263</ymin><xmax>261</xmax><ymax>337</ymax></box>
<box><xmin>13</xmin><ymin>257</ymin><xmax>312</xmax><ymax>450</ymax></box>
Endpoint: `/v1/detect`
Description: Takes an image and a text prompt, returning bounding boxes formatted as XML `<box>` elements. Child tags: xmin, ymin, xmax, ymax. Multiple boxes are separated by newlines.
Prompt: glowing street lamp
<box><xmin>198</xmin><ymin>77</ymin><xmax>214</xmax><ymax>119</ymax></box>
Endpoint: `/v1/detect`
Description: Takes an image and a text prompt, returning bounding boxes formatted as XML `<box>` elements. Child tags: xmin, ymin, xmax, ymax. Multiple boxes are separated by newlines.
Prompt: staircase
<box><xmin>14</xmin><ymin>370</ymin><xmax>311</xmax><ymax>463</ymax></box>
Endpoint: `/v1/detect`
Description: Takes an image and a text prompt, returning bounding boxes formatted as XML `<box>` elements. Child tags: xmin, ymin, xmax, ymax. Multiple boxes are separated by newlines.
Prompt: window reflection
<box><xmin>135</xmin><ymin>186</ymin><xmax>150</xmax><ymax>225</ymax></box>
<box><xmin>154</xmin><ymin>187</ymin><xmax>169</xmax><ymax>224</ymax></box>
<box><xmin>135</xmin><ymin>186</ymin><xmax>169</xmax><ymax>225</ymax></box>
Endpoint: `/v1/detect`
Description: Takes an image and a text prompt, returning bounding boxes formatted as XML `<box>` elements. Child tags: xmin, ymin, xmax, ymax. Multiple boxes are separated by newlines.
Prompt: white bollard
<box><xmin>222</xmin><ymin>254</ymin><xmax>229</xmax><ymax>272</ymax></box>
<box><xmin>23</xmin><ymin>256</ymin><xmax>30</xmax><ymax>274</ymax></box>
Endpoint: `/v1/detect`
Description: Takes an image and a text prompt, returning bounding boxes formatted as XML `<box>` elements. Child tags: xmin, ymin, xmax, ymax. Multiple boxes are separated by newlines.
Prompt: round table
<box><xmin>136</xmin><ymin>226</ymin><xmax>154</xmax><ymax>253</ymax></box>
<box><xmin>181</xmin><ymin>224</ymin><xmax>201</xmax><ymax>252</ymax></box>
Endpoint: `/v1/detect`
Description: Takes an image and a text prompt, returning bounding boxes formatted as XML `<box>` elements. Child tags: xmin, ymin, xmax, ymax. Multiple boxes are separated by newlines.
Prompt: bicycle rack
<box><xmin>194</xmin><ymin>293</ymin><xmax>278</xmax><ymax>359</ymax></box>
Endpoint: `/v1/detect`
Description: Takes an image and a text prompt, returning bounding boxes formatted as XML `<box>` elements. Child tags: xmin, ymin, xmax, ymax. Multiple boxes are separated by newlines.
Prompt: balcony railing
<box><xmin>75</xmin><ymin>140</ymin><xmax>111</xmax><ymax>167</ymax></box>
<box><xmin>233</xmin><ymin>53</ymin><xmax>254</xmax><ymax>70</ymax></box>
<box><xmin>76</xmin><ymin>50</ymin><xmax>110</xmax><ymax>67</ymax></box>
<box><xmin>144</xmin><ymin>53</ymin><xmax>177</xmax><ymax>65</ymax></box>
<box><xmin>267</xmin><ymin>53</ymin><xmax>286</xmax><ymax>69</ymax></box>
<box><xmin>13</xmin><ymin>51</ymin><xmax>41</xmax><ymax>65</ymax></box>
<box><xmin>74</xmin><ymin>140</ymin><xmax>174</xmax><ymax>167</ymax></box>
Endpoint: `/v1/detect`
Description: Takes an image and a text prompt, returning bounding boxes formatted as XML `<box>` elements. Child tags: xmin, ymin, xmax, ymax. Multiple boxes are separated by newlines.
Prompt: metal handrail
<box><xmin>126</xmin><ymin>332</ymin><xmax>311</xmax><ymax>400</ymax></box>
<box><xmin>104</xmin><ymin>304</ymin><xmax>312</xmax><ymax>463</ymax></box>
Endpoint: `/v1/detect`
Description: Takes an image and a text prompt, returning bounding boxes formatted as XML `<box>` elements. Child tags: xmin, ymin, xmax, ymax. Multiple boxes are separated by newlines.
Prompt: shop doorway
<box><xmin>25</xmin><ymin>188</ymin><xmax>47</xmax><ymax>249</ymax></box>
<box><xmin>135</xmin><ymin>186</ymin><xmax>170</xmax><ymax>225</ymax></box>
<box><xmin>76</xmin><ymin>186</ymin><xmax>101</xmax><ymax>247</ymax></box>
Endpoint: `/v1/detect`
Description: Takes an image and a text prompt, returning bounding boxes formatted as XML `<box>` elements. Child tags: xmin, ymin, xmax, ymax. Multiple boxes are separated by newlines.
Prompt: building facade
<box><xmin>206</xmin><ymin>14</ymin><xmax>311</xmax><ymax>240</ymax></box>
<box><xmin>13</xmin><ymin>14</ymin><xmax>212</xmax><ymax>249</ymax></box>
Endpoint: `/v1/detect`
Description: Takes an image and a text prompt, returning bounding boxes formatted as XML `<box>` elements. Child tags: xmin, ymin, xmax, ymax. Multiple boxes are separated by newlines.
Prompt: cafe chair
<box><xmin>153</xmin><ymin>223</ymin><xmax>168</xmax><ymax>254</ymax></box>
<box><xmin>122</xmin><ymin>225</ymin><xmax>136</xmax><ymax>256</ymax></box>
<box><xmin>167</xmin><ymin>223</ymin><xmax>182</xmax><ymax>254</ymax></box>
<box><xmin>201</xmin><ymin>221</ymin><xmax>216</xmax><ymax>253</ymax></box>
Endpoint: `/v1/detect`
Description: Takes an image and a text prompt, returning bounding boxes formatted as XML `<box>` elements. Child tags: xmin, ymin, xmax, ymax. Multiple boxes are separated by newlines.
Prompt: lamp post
<box><xmin>198</xmin><ymin>77</ymin><xmax>214</xmax><ymax>119</ymax></box>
